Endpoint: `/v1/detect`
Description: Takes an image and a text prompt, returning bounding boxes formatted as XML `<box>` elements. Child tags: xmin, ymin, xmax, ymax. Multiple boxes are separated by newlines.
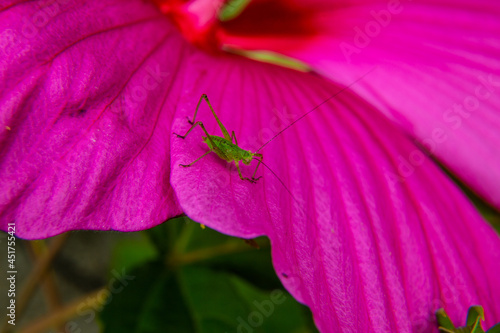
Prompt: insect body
<box><xmin>174</xmin><ymin>94</ymin><xmax>263</xmax><ymax>183</ymax></box>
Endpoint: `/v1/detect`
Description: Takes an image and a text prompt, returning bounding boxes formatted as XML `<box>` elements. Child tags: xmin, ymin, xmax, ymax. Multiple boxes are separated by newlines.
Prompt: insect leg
<box><xmin>176</xmin><ymin>120</ymin><xmax>229</xmax><ymax>162</ymax></box>
<box><xmin>235</xmin><ymin>161</ymin><xmax>256</xmax><ymax>183</ymax></box>
<box><xmin>175</xmin><ymin>93</ymin><xmax>216</xmax><ymax>136</ymax></box>
<box><xmin>251</xmin><ymin>153</ymin><xmax>263</xmax><ymax>182</ymax></box>
<box><xmin>199</xmin><ymin>94</ymin><xmax>231</xmax><ymax>141</ymax></box>
<box><xmin>180</xmin><ymin>150</ymin><xmax>212</xmax><ymax>167</ymax></box>
<box><xmin>187</xmin><ymin>94</ymin><xmax>206</xmax><ymax>124</ymax></box>
<box><xmin>231</xmin><ymin>131</ymin><xmax>238</xmax><ymax>145</ymax></box>
<box><xmin>175</xmin><ymin>121</ymin><xmax>218</xmax><ymax>151</ymax></box>
<box><xmin>174</xmin><ymin>121</ymin><xmax>204</xmax><ymax>139</ymax></box>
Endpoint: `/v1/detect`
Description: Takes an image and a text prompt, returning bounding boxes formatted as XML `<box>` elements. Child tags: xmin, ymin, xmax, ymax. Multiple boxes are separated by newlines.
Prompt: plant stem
<box><xmin>18</xmin><ymin>288</ymin><xmax>105</xmax><ymax>333</ymax></box>
<box><xmin>169</xmin><ymin>241</ymin><xmax>255</xmax><ymax>266</ymax></box>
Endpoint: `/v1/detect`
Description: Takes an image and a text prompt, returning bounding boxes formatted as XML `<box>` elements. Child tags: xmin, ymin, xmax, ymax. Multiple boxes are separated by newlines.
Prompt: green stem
<box><xmin>169</xmin><ymin>241</ymin><xmax>253</xmax><ymax>267</ymax></box>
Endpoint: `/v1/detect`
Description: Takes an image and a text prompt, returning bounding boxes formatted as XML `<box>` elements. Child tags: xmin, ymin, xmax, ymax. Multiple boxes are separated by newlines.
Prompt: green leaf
<box><xmin>467</xmin><ymin>306</ymin><xmax>486</xmax><ymax>333</ymax></box>
<box><xmin>109</xmin><ymin>232</ymin><xmax>157</xmax><ymax>273</ymax></box>
<box><xmin>467</xmin><ymin>306</ymin><xmax>485</xmax><ymax>327</ymax></box>
<box><xmin>137</xmin><ymin>269</ymin><xmax>197</xmax><ymax>333</ymax></box>
<box><xmin>435</xmin><ymin>306</ymin><xmax>497</xmax><ymax>333</ymax></box>
<box><xmin>177</xmin><ymin>265</ymin><xmax>312</xmax><ymax>333</ymax></box>
<box><xmin>218</xmin><ymin>0</ymin><xmax>251</xmax><ymax>21</ymax></box>
<box><xmin>436</xmin><ymin>308</ymin><xmax>457</xmax><ymax>331</ymax></box>
<box><xmin>470</xmin><ymin>316</ymin><xmax>486</xmax><ymax>333</ymax></box>
<box><xmin>100</xmin><ymin>261</ymin><xmax>195</xmax><ymax>332</ymax></box>
<box><xmin>487</xmin><ymin>323</ymin><xmax>500</xmax><ymax>333</ymax></box>
<box><xmin>101</xmin><ymin>218</ymin><xmax>318</xmax><ymax>332</ymax></box>
<box><xmin>100</xmin><ymin>263</ymin><xmax>314</xmax><ymax>333</ymax></box>
<box><xmin>145</xmin><ymin>216</ymin><xmax>188</xmax><ymax>255</ymax></box>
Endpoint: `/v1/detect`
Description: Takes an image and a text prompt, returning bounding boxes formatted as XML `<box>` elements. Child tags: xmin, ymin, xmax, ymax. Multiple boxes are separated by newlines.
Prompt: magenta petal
<box><xmin>219</xmin><ymin>0</ymin><xmax>500</xmax><ymax>210</ymax></box>
<box><xmin>0</xmin><ymin>0</ymin><xmax>187</xmax><ymax>238</ymax></box>
<box><xmin>171</xmin><ymin>55</ymin><xmax>500</xmax><ymax>331</ymax></box>
<box><xmin>3</xmin><ymin>0</ymin><xmax>499</xmax><ymax>330</ymax></box>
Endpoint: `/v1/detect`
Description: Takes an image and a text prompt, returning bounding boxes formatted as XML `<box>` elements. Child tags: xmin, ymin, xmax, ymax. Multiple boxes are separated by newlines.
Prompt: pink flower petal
<box><xmin>170</xmin><ymin>54</ymin><xmax>500</xmax><ymax>331</ymax></box>
<box><xmin>0</xmin><ymin>0</ymin><xmax>186</xmax><ymax>238</ymax></box>
<box><xmin>217</xmin><ymin>0</ymin><xmax>500</xmax><ymax>210</ymax></box>
<box><xmin>2</xmin><ymin>1</ymin><xmax>499</xmax><ymax>332</ymax></box>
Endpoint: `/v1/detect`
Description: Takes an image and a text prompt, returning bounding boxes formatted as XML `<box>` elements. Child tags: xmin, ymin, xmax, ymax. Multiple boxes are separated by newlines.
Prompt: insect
<box><xmin>174</xmin><ymin>94</ymin><xmax>263</xmax><ymax>183</ymax></box>
<box><xmin>174</xmin><ymin>70</ymin><xmax>373</xmax><ymax>183</ymax></box>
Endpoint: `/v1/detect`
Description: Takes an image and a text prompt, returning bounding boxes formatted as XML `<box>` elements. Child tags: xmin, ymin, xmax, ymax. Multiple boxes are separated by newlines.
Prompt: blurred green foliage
<box><xmin>100</xmin><ymin>217</ymin><xmax>318</xmax><ymax>333</ymax></box>
<box><xmin>436</xmin><ymin>305</ymin><xmax>500</xmax><ymax>333</ymax></box>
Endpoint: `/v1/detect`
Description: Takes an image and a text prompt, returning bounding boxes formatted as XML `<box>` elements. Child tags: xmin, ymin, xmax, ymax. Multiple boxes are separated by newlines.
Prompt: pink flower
<box><xmin>1</xmin><ymin>0</ymin><xmax>499</xmax><ymax>331</ymax></box>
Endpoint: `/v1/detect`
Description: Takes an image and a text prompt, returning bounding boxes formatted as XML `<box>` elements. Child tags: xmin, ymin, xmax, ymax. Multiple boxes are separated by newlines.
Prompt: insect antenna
<box><xmin>252</xmin><ymin>69</ymin><xmax>375</xmax><ymax>227</ymax></box>
<box><xmin>258</xmin><ymin>159</ymin><xmax>295</xmax><ymax>201</ymax></box>
<box><xmin>257</xmin><ymin>157</ymin><xmax>317</xmax><ymax>228</ymax></box>
<box><xmin>256</xmin><ymin>68</ymin><xmax>375</xmax><ymax>153</ymax></box>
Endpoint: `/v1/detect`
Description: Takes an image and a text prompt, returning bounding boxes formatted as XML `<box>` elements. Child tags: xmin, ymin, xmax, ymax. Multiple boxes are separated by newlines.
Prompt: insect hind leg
<box><xmin>173</xmin><ymin>121</ymin><xmax>204</xmax><ymax>139</ymax></box>
<box><xmin>251</xmin><ymin>153</ymin><xmax>263</xmax><ymax>182</ymax></box>
<box><xmin>231</xmin><ymin>131</ymin><xmax>238</xmax><ymax>145</ymax></box>
<box><xmin>187</xmin><ymin>94</ymin><xmax>207</xmax><ymax>125</ymax></box>
<box><xmin>235</xmin><ymin>161</ymin><xmax>257</xmax><ymax>183</ymax></box>
<box><xmin>180</xmin><ymin>150</ymin><xmax>212</xmax><ymax>167</ymax></box>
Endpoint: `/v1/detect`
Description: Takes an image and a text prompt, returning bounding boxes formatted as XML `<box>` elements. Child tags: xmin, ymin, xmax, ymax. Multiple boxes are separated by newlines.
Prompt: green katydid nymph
<box><xmin>174</xmin><ymin>71</ymin><xmax>373</xmax><ymax>184</ymax></box>
<box><xmin>174</xmin><ymin>94</ymin><xmax>264</xmax><ymax>183</ymax></box>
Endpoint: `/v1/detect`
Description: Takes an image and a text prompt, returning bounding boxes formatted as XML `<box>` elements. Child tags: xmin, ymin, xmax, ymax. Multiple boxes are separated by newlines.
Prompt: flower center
<box><xmin>154</xmin><ymin>0</ymin><xmax>227</xmax><ymax>52</ymax></box>
<box><xmin>154</xmin><ymin>0</ymin><xmax>315</xmax><ymax>70</ymax></box>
